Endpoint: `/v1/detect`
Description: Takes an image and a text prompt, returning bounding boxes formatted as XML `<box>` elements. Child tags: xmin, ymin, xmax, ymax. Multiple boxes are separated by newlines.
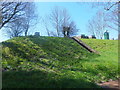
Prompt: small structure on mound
<box><xmin>34</xmin><ymin>32</ymin><xmax>40</xmax><ymax>36</ymax></box>
<box><xmin>104</xmin><ymin>30</ymin><xmax>109</xmax><ymax>40</ymax></box>
<box><xmin>89</xmin><ymin>35</ymin><xmax>96</xmax><ymax>39</ymax></box>
<box><xmin>77</xmin><ymin>34</ymin><xmax>96</xmax><ymax>39</ymax></box>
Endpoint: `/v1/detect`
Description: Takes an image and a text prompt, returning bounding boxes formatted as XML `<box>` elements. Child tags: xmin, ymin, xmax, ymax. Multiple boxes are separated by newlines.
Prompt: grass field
<box><xmin>1</xmin><ymin>36</ymin><xmax>119</xmax><ymax>88</ymax></box>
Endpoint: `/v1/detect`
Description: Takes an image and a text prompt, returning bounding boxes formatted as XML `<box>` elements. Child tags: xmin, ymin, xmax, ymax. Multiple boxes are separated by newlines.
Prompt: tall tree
<box><xmin>68</xmin><ymin>21</ymin><xmax>79</xmax><ymax>36</ymax></box>
<box><xmin>1</xmin><ymin>2</ymin><xmax>37</xmax><ymax>37</ymax></box>
<box><xmin>6</xmin><ymin>18</ymin><xmax>24</xmax><ymax>38</ymax></box>
<box><xmin>106</xmin><ymin>8</ymin><xmax>118</xmax><ymax>31</ymax></box>
<box><xmin>87</xmin><ymin>11</ymin><xmax>108</xmax><ymax>39</ymax></box>
<box><xmin>92</xmin><ymin>1</ymin><xmax>119</xmax><ymax>39</ymax></box>
<box><xmin>49</xmin><ymin>6</ymin><xmax>63</xmax><ymax>37</ymax></box>
<box><xmin>22</xmin><ymin>2</ymin><xmax>37</xmax><ymax>36</ymax></box>
<box><xmin>91</xmin><ymin>1</ymin><xmax>119</xmax><ymax>11</ymax></box>
<box><xmin>0</xmin><ymin>1</ymin><xmax>28</xmax><ymax>29</ymax></box>
<box><xmin>90</xmin><ymin>1</ymin><xmax>119</xmax><ymax>31</ymax></box>
<box><xmin>41</xmin><ymin>16</ymin><xmax>50</xmax><ymax>36</ymax></box>
<box><xmin>62</xmin><ymin>21</ymin><xmax>78</xmax><ymax>37</ymax></box>
<box><xmin>49</xmin><ymin>7</ymin><xmax>78</xmax><ymax>37</ymax></box>
<box><xmin>62</xmin><ymin>8</ymin><xmax>71</xmax><ymax>27</ymax></box>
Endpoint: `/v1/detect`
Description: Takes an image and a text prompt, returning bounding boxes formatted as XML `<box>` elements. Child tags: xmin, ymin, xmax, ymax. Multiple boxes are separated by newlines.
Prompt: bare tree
<box><xmin>49</xmin><ymin>6</ymin><xmax>63</xmax><ymax>37</ymax></box>
<box><xmin>62</xmin><ymin>8</ymin><xmax>71</xmax><ymax>27</ymax></box>
<box><xmin>6</xmin><ymin>18</ymin><xmax>24</xmax><ymax>38</ymax></box>
<box><xmin>90</xmin><ymin>1</ymin><xmax>119</xmax><ymax>30</ymax></box>
<box><xmin>87</xmin><ymin>20</ymin><xmax>96</xmax><ymax>36</ymax></box>
<box><xmin>41</xmin><ymin>16</ymin><xmax>50</xmax><ymax>36</ymax></box>
<box><xmin>22</xmin><ymin>2</ymin><xmax>37</xmax><ymax>36</ymax></box>
<box><xmin>0</xmin><ymin>1</ymin><xmax>28</xmax><ymax>29</ymax></box>
<box><xmin>106</xmin><ymin>8</ymin><xmax>118</xmax><ymax>31</ymax></box>
<box><xmin>79</xmin><ymin>2</ymin><xmax>119</xmax><ymax>39</ymax></box>
<box><xmin>87</xmin><ymin>11</ymin><xmax>108</xmax><ymax>39</ymax></box>
<box><xmin>92</xmin><ymin>1</ymin><xmax>119</xmax><ymax>11</ymax></box>
<box><xmin>69</xmin><ymin>21</ymin><xmax>79</xmax><ymax>36</ymax></box>
<box><xmin>97</xmin><ymin>2</ymin><xmax>119</xmax><ymax>39</ymax></box>
<box><xmin>49</xmin><ymin>7</ymin><xmax>78</xmax><ymax>37</ymax></box>
<box><xmin>62</xmin><ymin>21</ymin><xmax>79</xmax><ymax>37</ymax></box>
<box><xmin>1</xmin><ymin>2</ymin><xmax>37</xmax><ymax>37</ymax></box>
<box><xmin>61</xmin><ymin>8</ymin><xmax>71</xmax><ymax>37</ymax></box>
<box><xmin>78</xmin><ymin>1</ymin><xmax>119</xmax><ymax>29</ymax></box>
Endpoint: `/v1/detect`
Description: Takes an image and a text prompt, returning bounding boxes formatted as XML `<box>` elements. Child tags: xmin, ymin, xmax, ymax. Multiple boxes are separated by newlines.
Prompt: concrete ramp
<box><xmin>71</xmin><ymin>36</ymin><xmax>99</xmax><ymax>54</ymax></box>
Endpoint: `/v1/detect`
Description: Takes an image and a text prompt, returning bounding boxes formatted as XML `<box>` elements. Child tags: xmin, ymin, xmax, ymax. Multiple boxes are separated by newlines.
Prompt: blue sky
<box><xmin>33</xmin><ymin>2</ymin><xmax>99</xmax><ymax>36</ymax></box>
<box><xmin>0</xmin><ymin>2</ymin><xmax>118</xmax><ymax>42</ymax></box>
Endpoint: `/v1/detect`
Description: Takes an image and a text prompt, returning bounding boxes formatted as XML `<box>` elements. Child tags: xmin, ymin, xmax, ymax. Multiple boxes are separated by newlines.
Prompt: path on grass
<box><xmin>97</xmin><ymin>79</ymin><xmax>119</xmax><ymax>90</ymax></box>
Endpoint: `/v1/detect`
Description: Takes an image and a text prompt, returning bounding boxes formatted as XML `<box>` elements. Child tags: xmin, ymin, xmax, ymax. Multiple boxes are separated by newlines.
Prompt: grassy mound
<box><xmin>1</xmin><ymin>36</ymin><xmax>119</xmax><ymax>88</ymax></box>
<box><xmin>81</xmin><ymin>39</ymin><xmax>119</xmax><ymax>80</ymax></box>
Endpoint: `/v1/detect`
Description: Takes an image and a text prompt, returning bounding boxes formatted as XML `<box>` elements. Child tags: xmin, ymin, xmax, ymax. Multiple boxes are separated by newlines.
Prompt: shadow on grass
<box><xmin>2</xmin><ymin>42</ymin><xmax>29</xmax><ymax>59</ymax></box>
<box><xmin>28</xmin><ymin>36</ymin><xmax>100</xmax><ymax>61</ymax></box>
<box><xmin>2</xmin><ymin>70</ymin><xmax>101</xmax><ymax>88</ymax></box>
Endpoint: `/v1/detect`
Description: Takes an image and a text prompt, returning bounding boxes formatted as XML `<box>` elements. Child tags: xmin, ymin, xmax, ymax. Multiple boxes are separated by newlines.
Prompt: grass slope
<box><xmin>81</xmin><ymin>39</ymin><xmax>119</xmax><ymax>80</ymax></box>
<box><xmin>2</xmin><ymin>36</ymin><xmax>119</xmax><ymax>88</ymax></box>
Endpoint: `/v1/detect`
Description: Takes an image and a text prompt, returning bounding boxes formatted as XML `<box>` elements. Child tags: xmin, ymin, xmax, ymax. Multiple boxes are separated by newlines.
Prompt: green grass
<box><xmin>81</xmin><ymin>39</ymin><xmax>119</xmax><ymax>81</ymax></box>
<box><xmin>2</xmin><ymin>36</ymin><xmax>119</xmax><ymax>88</ymax></box>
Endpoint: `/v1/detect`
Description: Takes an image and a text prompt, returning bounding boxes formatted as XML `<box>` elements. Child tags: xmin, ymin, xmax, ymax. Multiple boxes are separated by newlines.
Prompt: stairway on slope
<box><xmin>71</xmin><ymin>36</ymin><xmax>99</xmax><ymax>54</ymax></box>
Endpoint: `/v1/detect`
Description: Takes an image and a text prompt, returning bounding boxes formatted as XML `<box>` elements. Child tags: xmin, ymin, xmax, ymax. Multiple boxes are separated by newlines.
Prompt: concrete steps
<box><xmin>71</xmin><ymin>36</ymin><xmax>99</xmax><ymax>54</ymax></box>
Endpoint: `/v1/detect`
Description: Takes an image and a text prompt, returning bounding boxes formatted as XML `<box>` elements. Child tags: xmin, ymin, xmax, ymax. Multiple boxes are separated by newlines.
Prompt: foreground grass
<box><xmin>81</xmin><ymin>39</ymin><xmax>119</xmax><ymax>81</ymax></box>
<box><xmin>2</xmin><ymin>36</ymin><xmax>119</xmax><ymax>88</ymax></box>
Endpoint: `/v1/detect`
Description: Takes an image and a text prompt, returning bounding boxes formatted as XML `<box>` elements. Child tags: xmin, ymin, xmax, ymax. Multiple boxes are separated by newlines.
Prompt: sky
<box><xmin>0</xmin><ymin>2</ymin><xmax>118</xmax><ymax>42</ymax></box>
